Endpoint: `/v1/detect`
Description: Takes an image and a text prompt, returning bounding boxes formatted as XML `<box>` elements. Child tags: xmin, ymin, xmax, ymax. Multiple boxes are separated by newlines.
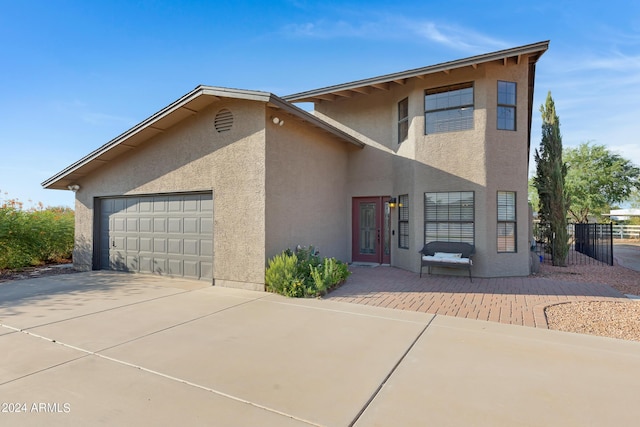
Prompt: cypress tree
<box><xmin>534</xmin><ymin>92</ymin><xmax>570</xmax><ymax>266</ymax></box>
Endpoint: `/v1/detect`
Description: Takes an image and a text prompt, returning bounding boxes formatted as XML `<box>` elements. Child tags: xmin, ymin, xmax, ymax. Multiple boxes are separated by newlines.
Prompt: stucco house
<box><xmin>43</xmin><ymin>41</ymin><xmax>549</xmax><ymax>290</ymax></box>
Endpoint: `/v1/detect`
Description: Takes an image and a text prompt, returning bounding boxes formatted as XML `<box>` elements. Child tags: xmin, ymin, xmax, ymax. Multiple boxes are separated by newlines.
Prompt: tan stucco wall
<box><xmin>314</xmin><ymin>57</ymin><xmax>535</xmax><ymax>277</ymax></box>
<box><xmin>264</xmin><ymin>110</ymin><xmax>352</xmax><ymax>263</ymax></box>
<box><xmin>73</xmin><ymin>99</ymin><xmax>267</xmax><ymax>290</ymax></box>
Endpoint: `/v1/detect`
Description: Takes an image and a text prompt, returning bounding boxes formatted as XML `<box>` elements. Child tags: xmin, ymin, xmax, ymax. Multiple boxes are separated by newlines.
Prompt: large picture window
<box><xmin>497</xmin><ymin>191</ymin><xmax>516</xmax><ymax>252</ymax></box>
<box><xmin>398</xmin><ymin>194</ymin><xmax>409</xmax><ymax>249</ymax></box>
<box><xmin>424</xmin><ymin>191</ymin><xmax>474</xmax><ymax>244</ymax></box>
<box><xmin>497</xmin><ymin>81</ymin><xmax>516</xmax><ymax>130</ymax></box>
<box><xmin>425</xmin><ymin>83</ymin><xmax>474</xmax><ymax>134</ymax></box>
<box><xmin>398</xmin><ymin>98</ymin><xmax>409</xmax><ymax>143</ymax></box>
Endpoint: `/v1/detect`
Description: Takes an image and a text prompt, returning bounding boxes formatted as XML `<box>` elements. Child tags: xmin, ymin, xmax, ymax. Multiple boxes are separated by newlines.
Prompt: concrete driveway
<box><xmin>1</xmin><ymin>272</ymin><xmax>640</xmax><ymax>426</ymax></box>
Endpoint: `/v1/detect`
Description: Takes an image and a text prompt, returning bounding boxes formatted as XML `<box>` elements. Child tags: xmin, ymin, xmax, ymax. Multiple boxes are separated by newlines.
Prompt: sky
<box><xmin>1</xmin><ymin>0</ymin><xmax>639</xmax><ymax>209</ymax></box>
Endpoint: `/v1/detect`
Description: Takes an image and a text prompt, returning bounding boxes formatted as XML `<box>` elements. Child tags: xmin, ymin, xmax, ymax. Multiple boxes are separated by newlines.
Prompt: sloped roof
<box><xmin>42</xmin><ymin>86</ymin><xmax>365</xmax><ymax>190</ymax></box>
<box><xmin>284</xmin><ymin>41</ymin><xmax>549</xmax><ymax>103</ymax></box>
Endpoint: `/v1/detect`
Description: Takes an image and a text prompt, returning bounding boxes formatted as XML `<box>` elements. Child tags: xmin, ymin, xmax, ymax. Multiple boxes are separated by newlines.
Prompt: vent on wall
<box><xmin>214</xmin><ymin>109</ymin><xmax>233</xmax><ymax>133</ymax></box>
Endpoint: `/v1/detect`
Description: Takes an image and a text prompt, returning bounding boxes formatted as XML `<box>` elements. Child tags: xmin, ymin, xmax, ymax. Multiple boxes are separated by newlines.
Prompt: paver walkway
<box><xmin>325</xmin><ymin>266</ymin><xmax>628</xmax><ymax>328</ymax></box>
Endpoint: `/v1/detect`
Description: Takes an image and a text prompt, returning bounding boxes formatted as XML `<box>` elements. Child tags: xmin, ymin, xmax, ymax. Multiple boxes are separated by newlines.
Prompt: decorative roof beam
<box><xmin>392</xmin><ymin>78</ymin><xmax>406</xmax><ymax>85</ymax></box>
<box><xmin>371</xmin><ymin>82</ymin><xmax>390</xmax><ymax>91</ymax></box>
<box><xmin>334</xmin><ymin>90</ymin><xmax>355</xmax><ymax>98</ymax></box>
<box><xmin>350</xmin><ymin>86</ymin><xmax>371</xmax><ymax>94</ymax></box>
<box><xmin>314</xmin><ymin>93</ymin><xmax>337</xmax><ymax>101</ymax></box>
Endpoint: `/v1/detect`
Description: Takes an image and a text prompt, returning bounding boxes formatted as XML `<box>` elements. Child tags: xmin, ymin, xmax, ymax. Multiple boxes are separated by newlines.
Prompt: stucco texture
<box><xmin>314</xmin><ymin>56</ymin><xmax>535</xmax><ymax>277</ymax></box>
<box><xmin>73</xmin><ymin>99</ymin><xmax>267</xmax><ymax>290</ymax></box>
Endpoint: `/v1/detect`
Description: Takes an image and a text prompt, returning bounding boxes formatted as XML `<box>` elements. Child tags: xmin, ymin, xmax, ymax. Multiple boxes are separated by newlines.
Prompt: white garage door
<box><xmin>98</xmin><ymin>193</ymin><xmax>213</xmax><ymax>281</ymax></box>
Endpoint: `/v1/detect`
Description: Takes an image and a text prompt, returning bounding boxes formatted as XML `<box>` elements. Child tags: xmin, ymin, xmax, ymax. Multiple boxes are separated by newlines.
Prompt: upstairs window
<box><xmin>497</xmin><ymin>81</ymin><xmax>516</xmax><ymax>130</ymax></box>
<box><xmin>398</xmin><ymin>98</ymin><xmax>409</xmax><ymax>143</ymax></box>
<box><xmin>425</xmin><ymin>83</ymin><xmax>474</xmax><ymax>134</ymax></box>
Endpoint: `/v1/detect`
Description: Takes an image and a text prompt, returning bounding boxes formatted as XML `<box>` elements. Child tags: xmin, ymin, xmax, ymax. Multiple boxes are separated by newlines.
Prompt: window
<box><xmin>497</xmin><ymin>81</ymin><xmax>516</xmax><ymax>130</ymax></box>
<box><xmin>398</xmin><ymin>194</ymin><xmax>409</xmax><ymax>249</ymax></box>
<box><xmin>424</xmin><ymin>192</ymin><xmax>474</xmax><ymax>244</ymax></box>
<box><xmin>425</xmin><ymin>82</ymin><xmax>474</xmax><ymax>134</ymax></box>
<box><xmin>497</xmin><ymin>191</ymin><xmax>516</xmax><ymax>252</ymax></box>
<box><xmin>398</xmin><ymin>98</ymin><xmax>409</xmax><ymax>143</ymax></box>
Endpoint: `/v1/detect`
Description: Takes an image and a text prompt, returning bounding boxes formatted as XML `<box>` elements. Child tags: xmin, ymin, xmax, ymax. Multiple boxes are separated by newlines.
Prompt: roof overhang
<box><xmin>42</xmin><ymin>86</ymin><xmax>364</xmax><ymax>190</ymax></box>
<box><xmin>283</xmin><ymin>41</ymin><xmax>549</xmax><ymax>103</ymax></box>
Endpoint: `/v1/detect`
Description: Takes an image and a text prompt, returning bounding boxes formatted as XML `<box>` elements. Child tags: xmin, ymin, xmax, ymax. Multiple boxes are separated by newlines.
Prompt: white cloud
<box><xmin>410</xmin><ymin>21</ymin><xmax>509</xmax><ymax>53</ymax></box>
<box><xmin>280</xmin><ymin>14</ymin><xmax>509</xmax><ymax>53</ymax></box>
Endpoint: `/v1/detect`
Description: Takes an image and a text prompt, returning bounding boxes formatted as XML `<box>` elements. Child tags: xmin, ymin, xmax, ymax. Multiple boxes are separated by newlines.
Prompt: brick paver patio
<box><xmin>325</xmin><ymin>266</ymin><xmax>628</xmax><ymax>328</ymax></box>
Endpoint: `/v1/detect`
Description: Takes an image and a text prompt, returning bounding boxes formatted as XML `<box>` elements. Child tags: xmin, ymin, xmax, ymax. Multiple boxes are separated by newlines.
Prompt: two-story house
<box><xmin>43</xmin><ymin>41</ymin><xmax>548</xmax><ymax>290</ymax></box>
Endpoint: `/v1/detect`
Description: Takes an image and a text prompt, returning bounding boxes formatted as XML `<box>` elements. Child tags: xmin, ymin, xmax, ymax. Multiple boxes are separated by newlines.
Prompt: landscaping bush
<box><xmin>265</xmin><ymin>246</ymin><xmax>350</xmax><ymax>297</ymax></box>
<box><xmin>0</xmin><ymin>198</ymin><xmax>74</xmax><ymax>270</ymax></box>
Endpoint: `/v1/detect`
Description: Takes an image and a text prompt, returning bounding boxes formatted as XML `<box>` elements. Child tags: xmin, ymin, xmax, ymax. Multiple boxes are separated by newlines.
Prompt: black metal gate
<box><xmin>533</xmin><ymin>222</ymin><xmax>613</xmax><ymax>266</ymax></box>
<box><xmin>574</xmin><ymin>223</ymin><xmax>613</xmax><ymax>266</ymax></box>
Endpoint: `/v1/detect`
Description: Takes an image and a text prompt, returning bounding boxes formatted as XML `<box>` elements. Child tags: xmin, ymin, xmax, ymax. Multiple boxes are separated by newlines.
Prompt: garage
<box><xmin>97</xmin><ymin>193</ymin><xmax>213</xmax><ymax>281</ymax></box>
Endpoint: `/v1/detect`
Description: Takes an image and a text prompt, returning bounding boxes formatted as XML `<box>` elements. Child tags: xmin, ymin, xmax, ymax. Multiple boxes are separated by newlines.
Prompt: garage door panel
<box><xmin>201</xmin><ymin>217</ymin><xmax>213</xmax><ymax>233</ymax></box>
<box><xmin>168</xmin><ymin>259</ymin><xmax>183</xmax><ymax>276</ymax></box>
<box><xmin>153</xmin><ymin>197</ymin><xmax>167</xmax><ymax>212</ymax></box>
<box><xmin>184</xmin><ymin>195</ymin><xmax>199</xmax><ymax>212</ymax></box>
<box><xmin>99</xmin><ymin>193</ymin><xmax>213</xmax><ymax>281</ymax></box>
<box><xmin>168</xmin><ymin>217</ymin><xmax>182</xmax><ymax>233</ymax></box>
<box><xmin>153</xmin><ymin>257</ymin><xmax>167</xmax><ymax>274</ymax></box>
<box><xmin>168</xmin><ymin>239</ymin><xmax>182</xmax><ymax>255</ymax></box>
<box><xmin>139</xmin><ymin>199</ymin><xmax>152</xmax><ymax>213</ymax></box>
<box><xmin>126</xmin><ymin>218</ymin><xmax>138</xmax><ymax>232</ymax></box>
<box><xmin>184</xmin><ymin>217</ymin><xmax>198</xmax><ymax>233</ymax></box>
<box><xmin>139</xmin><ymin>256</ymin><xmax>153</xmax><ymax>273</ymax></box>
<box><xmin>153</xmin><ymin>218</ymin><xmax>166</xmax><ymax>232</ymax></box>
<box><xmin>114</xmin><ymin>218</ymin><xmax>126</xmax><ymax>232</ymax></box>
<box><xmin>126</xmin><ymin>255</ymin><xmax>138</xmax><ymax>271</ymax></box>
<box><xmin>140</xmin><ymin>237</ymin><xmax>153</xmax><ymax>252</ymax></box>
<box><xmin>201</xmin><ymin>262</ymin><xmax>213</xmax><ymax>280</ymax></box>
<box><xmin>140</xmin><ymin>218</ymin><xmax>152</xmax><ymax>232</ymax></box>
<box><xmin>126</xmin><ymin>237</ymin><xmax>138</xmax><ymax>251</ymax></box>
<box><xmin>153</xmin><ymin>238</ymin><xmax>167</xmax><ymax>253</ymax></box>
<box><xmin>201</xmin><ymin>197</ymin><xmax>213</xmax><ymax>212</ymax></box>
<box><xmin>125</xmin><ymin>198</ymin><xmax>138</xmax><ymax>213</ymax></box>
<box><xmin>168</xmin><ymin>199</ymin><xmax>182</xmax><ymax>212</ymax></box>
<box><xmin>201</xmin><ymin>240</ymin><xmax>213</xmax><ymax>257</ymax></box>
<box><xmin>184</xmin><ymin>239</ymin><xmax>198</xmax><ymax>256</ymax></box>
<box><xmin>184</xmin><ymin>260</ymin><xmax>198</xmax><ymax>278</ymax></box>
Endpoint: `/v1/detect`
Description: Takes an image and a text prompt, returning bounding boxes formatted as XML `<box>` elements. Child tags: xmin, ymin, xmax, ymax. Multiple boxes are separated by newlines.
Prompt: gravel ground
<box><xmin>538</xmin><ymin>246</ymin><xmax>640</xmax><ymax>342</ymax></box>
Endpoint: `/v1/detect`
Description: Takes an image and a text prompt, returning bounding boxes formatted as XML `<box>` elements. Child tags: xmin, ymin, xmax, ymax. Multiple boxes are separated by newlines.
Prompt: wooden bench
<box><xmin>419</xmin><ymin>241</ymin><xmax>475</xmax><ymax>282</ymax></box>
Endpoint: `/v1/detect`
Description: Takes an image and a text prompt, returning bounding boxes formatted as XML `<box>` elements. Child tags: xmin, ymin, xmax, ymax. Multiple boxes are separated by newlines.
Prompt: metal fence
<box><xmin>533</xmin><ymin>222</ymin><xmax>613</xmax><ymax>266</ymax></box>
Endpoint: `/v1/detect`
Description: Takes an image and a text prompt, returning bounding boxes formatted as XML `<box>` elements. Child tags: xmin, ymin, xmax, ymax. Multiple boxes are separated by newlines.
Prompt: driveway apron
<box><xmin>1</xmin><ymin>271</ymin><xmax>639</xmax><ymax>426</ymax></box>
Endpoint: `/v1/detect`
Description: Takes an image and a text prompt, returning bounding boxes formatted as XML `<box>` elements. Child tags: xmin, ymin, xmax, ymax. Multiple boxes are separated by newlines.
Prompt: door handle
<box><xmin>377</xmin><ymin>229</ymin><xmax>381</xmax><ymax>243</ymax></box>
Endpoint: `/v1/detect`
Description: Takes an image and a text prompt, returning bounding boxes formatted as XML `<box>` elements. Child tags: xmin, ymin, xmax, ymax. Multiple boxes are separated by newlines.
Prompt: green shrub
<box><xmin>265</xmin><ymin>246</ymin><xmax>351</xmax><ymax>298</ymax></box>
<box><xmin>0</xmin><ymin>199</ymin><xmax>74</xmax><ymax>270</ymax></box>
<box><xmin>265</xmin><ymin>252</ymin><xmax>304</xmax><ymax>297</ymax></box>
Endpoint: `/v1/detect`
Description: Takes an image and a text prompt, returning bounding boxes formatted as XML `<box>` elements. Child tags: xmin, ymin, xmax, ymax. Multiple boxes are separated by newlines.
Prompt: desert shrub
<box><xmin>265</xmin><ymin>246</ymin><xmax>351</xmax><ymax>298</ymax></box>
<box><xmin>265</xmin><ymin>251</ymin><xmax>313</xmax><ymax>297</ymax></box>
<box><xmin>0</xmin><ymin>199</ymin><xmax>74</xmax><ymax>270</ymax></box>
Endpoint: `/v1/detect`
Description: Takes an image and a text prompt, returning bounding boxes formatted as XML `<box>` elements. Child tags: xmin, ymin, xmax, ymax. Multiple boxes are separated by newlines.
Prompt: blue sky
<box><xmin>1</xmin><ymin>0</ymin><xmax>639</xmax><ymax>208</ymax></box>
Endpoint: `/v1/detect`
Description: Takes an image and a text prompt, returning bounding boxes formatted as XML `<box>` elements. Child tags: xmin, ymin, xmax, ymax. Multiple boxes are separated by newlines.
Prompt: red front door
<box><xmin>352</xmin><ymin>197</ymin><xmax>391</xmax><ymax>264</ymax></box>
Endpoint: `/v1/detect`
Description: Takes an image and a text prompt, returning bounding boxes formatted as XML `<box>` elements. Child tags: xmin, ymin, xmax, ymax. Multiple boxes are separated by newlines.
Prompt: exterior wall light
<box><xmin>271</xmin><ymin>116</ymin><xmax>284</xmax><ymax>126</ymax></box>
<box><xmin>388</xmin><ymin>197</ymin><xmax>397</xmax><ymax>208</ymax></box>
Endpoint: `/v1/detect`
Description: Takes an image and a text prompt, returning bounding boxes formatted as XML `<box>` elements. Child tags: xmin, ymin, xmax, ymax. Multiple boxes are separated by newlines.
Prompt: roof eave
<box><xmin>284</xmin><ymin>40</ymin><xmax>550</xmax><ymax>103</ymax></box>
<box><xmin>42</xmin><ymin>87</ymin><xmax>364</xmax><ymax>190</ymax></box>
